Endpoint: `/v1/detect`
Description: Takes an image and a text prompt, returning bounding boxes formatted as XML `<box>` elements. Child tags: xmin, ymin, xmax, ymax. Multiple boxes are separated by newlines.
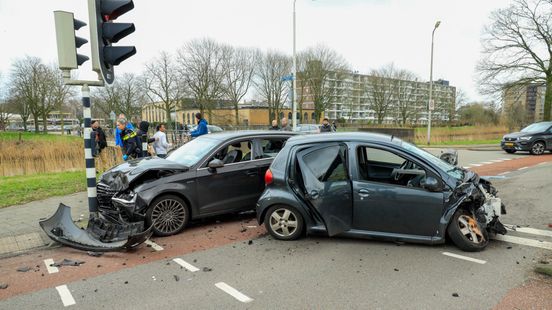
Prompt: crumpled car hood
<box><xmin>100</xmin><ymin>157</ymin><xmax>188</xmax><ymax>190</ymax></box>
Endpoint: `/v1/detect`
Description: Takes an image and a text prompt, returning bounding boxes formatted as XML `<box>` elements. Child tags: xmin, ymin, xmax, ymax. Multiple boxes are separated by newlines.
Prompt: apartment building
<box><xmin>297</xmin><ymin>71</ymin><xmax>456</xmax><ymax>125</ymax></box>
<box><xmin>503</xmin><ymin>83</ymin><xmax>546</xmax><ymax>122</ymax></box>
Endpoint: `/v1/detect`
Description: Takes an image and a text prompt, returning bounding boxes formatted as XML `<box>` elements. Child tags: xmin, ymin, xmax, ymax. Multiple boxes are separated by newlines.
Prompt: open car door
<box><xmin>296</xmin><ymin>143</ymin><xmax>352</xmax><ymax>236</ymax></box>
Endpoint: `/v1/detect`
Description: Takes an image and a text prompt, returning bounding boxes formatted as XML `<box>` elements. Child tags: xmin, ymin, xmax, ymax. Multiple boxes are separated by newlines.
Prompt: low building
<box><xmin>142</xmin><ymin>102</ymin><xmax>320</xmax><ymax>127</ymax></box>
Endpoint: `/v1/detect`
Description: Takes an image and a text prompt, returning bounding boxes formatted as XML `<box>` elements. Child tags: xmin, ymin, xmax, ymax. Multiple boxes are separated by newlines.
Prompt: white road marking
<box><xmin>215</xmin><ymin>282</ymin><xmax>254</xmax><ymax>303</ymax></box>
<box><xmin>462</xmin><ymin>166</ymin><xmax>471</xmax><ymax>169</ymax></box>
<box><xmin>442</xmin><ymin>252</ymin><xmax>486</xmax><ymax>264</ymax></box>
<box><xmin>145</xmin><ymin>239</ymin><xmax>164</xmax><ymax>251</ymax></box>
<box><xmin>492</xmin><ymin>234</ymin><xmax>552</xmax><ymax>250</ymax></box>
<box><xmin>56</xmin><ymin>285</ymin><xmax>76</xmax><ymax>307</ymax></box>
<box><xmin>499</xmin><ymin>158</ymin><xmax>512</xmax><ymax>161</ymax></box>
<box><xmin>518</xmin><ymin>166</ymin><xmax>529</xmax><ymax>170</ymax></box>
<box><xmin>498</xmin><ymin>171</ymin><xmax>511</xmax><ymax>175</ymax></box>
<box><xmin>246</xmin><ymin>225</ymin><xmax>257</xmax><ymax>228</ymax></box>
<box><xmin>173</xmin><ymin>258</ymin><xmax>199</xmax><ymax>272</ymax></box>
<box><xmin>44</xmin><ymin>258</ymin><xmax>59</xmax><ymax>274</ymax></box>
<box><xmin>490</xmin><ymin>159</ymin><xmax>504</xmax><ymax>163</ymax></box>
<box><xmin>504</xmin><ymin>225</ymin><xmax>552</xmax><ymax>238</ymax></box>
<box><xmin>469</xmin><ymin>163</ymin><xmax>483</xmax><ymax>167</ymax></box>
<box><xmin>481</xmin><ymin>161</ymin><xmax>494</xmax><ymax>165</ymax></box>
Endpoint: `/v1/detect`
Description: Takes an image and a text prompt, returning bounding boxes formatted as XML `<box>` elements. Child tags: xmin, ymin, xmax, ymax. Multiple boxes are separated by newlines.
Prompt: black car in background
<box><xmin>257</xmin><ymin>132</ymin><xmax>506</xmax><ymax>252</ymax></box>
<box><xmin>97</xmin><ymin>131</ymin><xmax>295</xmax><ymax>236</ymax></box>
<box><xmin>501</xmin><ymin>121</ymin><xmax>552</xmax><ymax>155</ymax></box>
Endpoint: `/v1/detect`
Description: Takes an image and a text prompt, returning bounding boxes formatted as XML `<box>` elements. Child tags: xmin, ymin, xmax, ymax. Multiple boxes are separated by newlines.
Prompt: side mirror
<box><xmin>440</xmin><ymin>149</ymin><xmax>458</xmax><ymax>166</ymax></box>
<box><xmin>420</xmin><ymin>176</ymin><xmax>441</xmax><ymax>192</ymax></box>
<box><xmin>208</xmin><ymin>159</ymin><xmax>224</xmax><ymax>171</ymax></box>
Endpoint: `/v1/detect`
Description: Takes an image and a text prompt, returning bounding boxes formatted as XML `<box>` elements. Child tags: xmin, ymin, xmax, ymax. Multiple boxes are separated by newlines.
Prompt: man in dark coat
<box><xmin>320</xmin><ymin>118</ymin><xmax>335</xmax><ymax>133</ymax></box>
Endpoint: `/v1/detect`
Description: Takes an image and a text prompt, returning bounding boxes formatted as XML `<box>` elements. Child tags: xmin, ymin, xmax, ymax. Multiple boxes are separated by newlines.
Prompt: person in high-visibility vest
<box><xmin>117</xmin><ymin>118</ymin><xmax>142</xmax><ymax>161</ymax></box>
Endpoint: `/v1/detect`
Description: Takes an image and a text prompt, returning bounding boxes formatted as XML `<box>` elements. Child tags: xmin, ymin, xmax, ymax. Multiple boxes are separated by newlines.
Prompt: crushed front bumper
<box><xmin>39</xmin><ymin>204</ymin><xmax>152</xmax><ymax>252</ymax></box>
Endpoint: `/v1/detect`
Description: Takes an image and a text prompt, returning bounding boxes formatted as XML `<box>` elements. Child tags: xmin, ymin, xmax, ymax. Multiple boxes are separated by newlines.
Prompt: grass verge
<box><xmin>0</xmin><ymin>131</ymin><xmax>81</xmax><ymax>142</ymax></box>
<box><xmin>0</xmin><ymin>171</ymin><xmax>86</xmax><ymax>208</ymax></box>
<box><xmin>418</xmin><ymin>139</ymin><xmax>502</xmax><ymax>146</ymax></box>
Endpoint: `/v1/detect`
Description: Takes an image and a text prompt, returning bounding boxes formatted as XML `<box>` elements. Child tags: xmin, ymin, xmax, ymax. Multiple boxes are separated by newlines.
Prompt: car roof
<box><xmin>286</xmin><ymin>131</ymin><xmax>395</xmax><ymax>145</ymax></box>
<box><xmin>198</xmin><ymin>130</ymin><xmax>298</xmax><ymax>141</ymax></box>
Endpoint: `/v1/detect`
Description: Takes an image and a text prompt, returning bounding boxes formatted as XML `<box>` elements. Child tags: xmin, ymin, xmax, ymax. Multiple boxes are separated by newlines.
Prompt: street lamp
<box><xmin>427</xmin><ymin>20</ymin><xmax>440</xmax><ymax>145</ymax></box>
<box><xmin>292</xmin><ymin>0</ymin><xmax>298</xmax><ymax>131</ymax></box>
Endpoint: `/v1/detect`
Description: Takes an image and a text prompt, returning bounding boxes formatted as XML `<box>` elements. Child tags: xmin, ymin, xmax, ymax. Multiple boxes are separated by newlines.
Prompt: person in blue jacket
<box><xmin>115</xmin><ymin>113</ymin><xmax>134</xmax><ymax>147</ymax></box>
<box><xmin>190</xmin><ymin>112</ymin><xmax>208</xmax><ymax>138</ymax></box>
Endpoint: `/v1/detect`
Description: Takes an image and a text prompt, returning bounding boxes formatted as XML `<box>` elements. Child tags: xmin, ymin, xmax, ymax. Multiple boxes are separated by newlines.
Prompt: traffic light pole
<box><xmin>82</xmin><ymin>84</ymin><xmax>99</xmax><ymax>216</ymax></box>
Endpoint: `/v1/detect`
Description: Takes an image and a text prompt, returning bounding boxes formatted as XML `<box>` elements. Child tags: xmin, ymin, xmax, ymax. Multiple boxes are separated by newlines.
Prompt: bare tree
<box><xmin>366</xmin><ymin>64</ymin><xmax>400</xmax><ymax>125</ymax></box>
<box><xmin>177</xmin><ymin>38</ymin><xmax>229</xmax><ymax>120</ymax></box>
<box><xmin>298</xmin><ymin>45</ymin><xmax>349</xmax><ymax>122</ymax></box>
<box><xmin>44</xmin><ymin>66</ymin><xmax>73</xmax><ymax>133</ymax></box>
<box><xmin>9</xmin><ymin>56</ymin><xmax>50</xmax><ymax>132</ymax></box>
<box><xmin>143</xmin><ymin>52</ymin><xmax>184</xmax><ymax>123</ymax></box>
<box><xmin>94</xmin><ymin>73</ymin><xmax>145</xmax><ymax>120</ymax></box>
<box><xmin>254</xmin><ymin>50</ymin><xmax>292</xmax><ymax>124</ymax></box>
<box><xmin>394</xmin><ymin>69</ymin><xmax>419</xmax><ymax>126</ymax></box>
<box><xmin>477</xmin><ymin>0</ymin><xmax>552</xmax><ymax>121</ymax></box>
<box><xmin>222</xmin><ymin>47</ymin><xmax>259</xmax><ymax>125</ymax></box>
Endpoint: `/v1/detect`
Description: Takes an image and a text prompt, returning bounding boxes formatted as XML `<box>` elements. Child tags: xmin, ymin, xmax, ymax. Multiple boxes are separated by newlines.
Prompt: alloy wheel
<box><xmin>457</xmin><ymin>215</ymin><xmax>485</xmax><ymax>244</ymax></box>
<box><xmin>532</xmin><ymin>142</ymin><xmax>545</xmax><ymax>155</ymax></box>
<box><xmin>151</xmin><ymin>198</ymin><xmax>187</xmax><ymax>235</ymax></box>
<box><xmin>269</xmin><ymin>208</ymin><xmax>299</xmax><ymax>237</ymax></box>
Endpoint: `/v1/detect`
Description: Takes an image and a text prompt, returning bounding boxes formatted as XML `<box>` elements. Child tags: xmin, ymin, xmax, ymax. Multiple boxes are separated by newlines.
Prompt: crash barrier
<box><xmin>357</xmin><ymin>127</ymin><xmax>415</xmax><ymax>142</ymax></box>
<box><xmin>0</xmin><ymin>142</ymin><xmax>122</xmax><ymax>177</ymax></box>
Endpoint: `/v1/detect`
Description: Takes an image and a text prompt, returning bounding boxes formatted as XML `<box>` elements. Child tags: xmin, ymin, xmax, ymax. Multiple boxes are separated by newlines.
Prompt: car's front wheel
<box><xmin>264</xmin><ymin>205</ymin><xmax>304</xmax><ymax>240</ymax></box>
<box><xmin>146</xmin><ymin>195</ymin><xmax>189</xmax><ymax>236</ymax></box>
<box><xmin>447</xmin><ymin>209</ymin><xmax>489</xmax><ymax>252</ymax></box>
<box><xmin>504</xmin><ymin>149</ymin><xmax>516</xmax><ymax>154</ymax></box>
<box><xmin>530</xmin><ymin>141</ymin><xmax>545</xmax><ymax>155</ymax></box>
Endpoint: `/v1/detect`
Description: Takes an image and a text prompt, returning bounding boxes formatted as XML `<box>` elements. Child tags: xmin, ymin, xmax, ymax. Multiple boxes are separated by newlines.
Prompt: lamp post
<box><xmin>292</xmin><ymin>0</ymin><xmax>298</xmax><ymax>131</ymax></box>
<box><xmin>427</xmin><ymin>20</ymin><xmax>440</xmax><ymax>145</ymax></box>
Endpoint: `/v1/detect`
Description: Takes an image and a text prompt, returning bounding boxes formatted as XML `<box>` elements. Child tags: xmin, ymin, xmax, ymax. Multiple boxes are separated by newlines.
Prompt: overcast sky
<box><xmin>0</xmin><ymin>0</ymin><xmax>511</xmax><ymax>102</ymax></box>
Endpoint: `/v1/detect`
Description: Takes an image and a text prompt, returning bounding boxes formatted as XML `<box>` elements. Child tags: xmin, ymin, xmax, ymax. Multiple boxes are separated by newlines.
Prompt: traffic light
<box><xmin>54</xmin><ymin>11</ymin><xmax>89</xmax><ymax>70</ymax></box>
<box><xmin>88</xmin><ymin>0</ymin><xmax>136</xmax><ymax>84</ymax></box>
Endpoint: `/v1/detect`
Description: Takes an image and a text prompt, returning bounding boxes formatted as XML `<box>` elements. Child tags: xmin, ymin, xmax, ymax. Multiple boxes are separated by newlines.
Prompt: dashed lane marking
<box><xmin>499</xmin><ymin>158</ymin><xmax>513</xmax><ymax>161</ymax></box>
<box><xmin>56</xmin><ymin>285</ymin><xmax>76</xmax><ymax>307</ymax></box>
<box><xmin>490</xmin><ymin>159</ymin><xmax>504</xmax><ymax>163</ymax></box>
<box><xmin>492</xmin><ymin>234</ymin><xmax>552</xmax><ymax>250</ymax></box>
<box><xmin>173</xmin><ymin>258</ymin><xmax>200</xmax><ymax>272</ymax></box>
<box><xmin>504</xmin><ymin>225</ymin><xmax>552</xmax><ymax>238</ymax></box>
<box><xmin>498</xmin><ymin>171</ymin><xmax>511</xmax><ymax>175</ymax></box>
<box><xmin>470</xmin><ymin>163</ymin><xmax>483</xmax><ymax>167</ymax></box>
<box><xmin>442</xmin><ymin>252</ymin><xmax>486</xmax><ymax>264</ymax></box>
<box><xmin>518</xmin><ymin>166</ymin><xmax>529</xmax><ymax>170</ymax></box>
<box><xmin>481</xmin><ymin>161</ymin><xmax>495</xmax><ymax>164</ymax></box>
<box><xmin>215</xmin><ymin>282</ymin><xmax>254</xmax><ymax>303</ymax></box>
<box><xmin>44</xmin><ymin>258</ymin><xmax>59</xmax><ymax>274</ymax></box>
<box><xmin>145</xmin><ymin>239</ymin><xmax>164</xmax><ymax>251</ymax></box>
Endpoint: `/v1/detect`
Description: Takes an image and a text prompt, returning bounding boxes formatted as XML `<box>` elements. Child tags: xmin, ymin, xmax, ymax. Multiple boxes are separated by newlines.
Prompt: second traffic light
<box><xmin>88</xmin><ymin>0</ymin><xmax>136</xmax><ymax>84</ymax></box>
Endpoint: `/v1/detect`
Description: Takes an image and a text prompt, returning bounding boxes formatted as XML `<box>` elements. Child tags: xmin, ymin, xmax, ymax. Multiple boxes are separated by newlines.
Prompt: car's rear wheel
<box><xmin>146</xmin><ymin>195</ymin><xmax>189</xmax><ymax>236</ymax></box>
<box><xmin>447</xmin><ymin>209</ymin><xmax>489</xmax><ymax>252</ymax></box>
<box><xmin>505</xmin><ymin>149</ymin><xmax>516</xmax><ymax>154</ymax></box>
<box><xmin>264</xmin><ymin>205</ymin><xmax>304</xmax><ymax>240</ymax></box>
<box><xmin>530</xmin><ymin>141</ymin><xmax>545</xmax><ymax>155</ymax></box>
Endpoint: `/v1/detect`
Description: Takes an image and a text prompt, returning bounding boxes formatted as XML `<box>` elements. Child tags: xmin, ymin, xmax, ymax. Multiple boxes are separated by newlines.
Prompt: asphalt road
<box><xmin>1</xmin><ymin>150</ymin><xmax>551</xmax><ymax>309</ymax></box>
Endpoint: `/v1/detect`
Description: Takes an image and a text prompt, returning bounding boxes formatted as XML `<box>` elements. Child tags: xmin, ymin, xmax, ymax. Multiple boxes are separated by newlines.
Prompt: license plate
<box><xmin>505</xmin><ymin>142</ymin><xmax>514</xmax><ymax>147</ymax></box>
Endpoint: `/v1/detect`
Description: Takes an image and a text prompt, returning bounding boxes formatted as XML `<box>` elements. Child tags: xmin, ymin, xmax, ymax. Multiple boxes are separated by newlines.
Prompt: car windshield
<box><xmin>166</xmin><ymin>137</ymin><xmax>219</xmax><ymax>167</ymax></box>
<box><xmin>400</xmin><ymin>141</ymin><xmax>464</xmax><ymax>180</ymax></box>
<box><xmin>520</xmin><ymin>122</ymin><xmax>551</xmax><ymax>133</ymax></box>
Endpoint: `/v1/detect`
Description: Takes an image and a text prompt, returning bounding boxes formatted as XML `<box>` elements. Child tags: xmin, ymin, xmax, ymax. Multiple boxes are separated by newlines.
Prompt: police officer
<box><xmin>117</xmin><ymin>118</ymin><xmax>142</xmax><ymax>161</ymax></box>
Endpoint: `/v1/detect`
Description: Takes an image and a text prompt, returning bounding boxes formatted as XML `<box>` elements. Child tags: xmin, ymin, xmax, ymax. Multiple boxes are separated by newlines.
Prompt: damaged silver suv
<box><xmin>256</xmin><ymin>132</ymin><xmax>507</xmax><ymax>252</ymax></box>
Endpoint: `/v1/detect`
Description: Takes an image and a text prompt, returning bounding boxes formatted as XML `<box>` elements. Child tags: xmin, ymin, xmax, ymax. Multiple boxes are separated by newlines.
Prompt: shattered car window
<box><xmin>166</xmin><ymin>137</ymin><xmax>219</xmax><ymax>167</ymax></box>
<box><xmin>400</xmin><ymin>141</ymin><xmax>463</xmax><ymax>180</ymax></box>
<box><xmin>301</xmin><ymin>145</ymin><xmax>348</xmax><ymax>182</ymax></box>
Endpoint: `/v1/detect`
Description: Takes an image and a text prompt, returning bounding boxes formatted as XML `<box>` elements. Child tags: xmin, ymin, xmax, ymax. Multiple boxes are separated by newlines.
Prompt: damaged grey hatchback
<box><xmin>256</xmin><ymin>132</ymin><xmax>507</xmax><ymax>252</ymax></box>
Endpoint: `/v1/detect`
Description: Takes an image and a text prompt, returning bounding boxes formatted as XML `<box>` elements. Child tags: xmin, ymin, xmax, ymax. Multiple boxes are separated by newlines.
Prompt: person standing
<box><xmin>320</xmin><ymin>118</ymin><xmax>335</xmax><ymax>133</ymax></box>
<box><xmin>269</xmin><ymin>119</ymin><xmax>280</xmax><ymax>130</ymax></box>
<box><xmin>115</xmin><ymin>113</ymin><xmax>134</xmax><ymax>147</ymax></box>
<box><xmin>137</xmin><ymin>120</ymin><xmax>155</xmax><ymax>157</ymax></box>
<box><xmin>117</xmin><ymin>118</ymin><xmax>142</xmax><ymax>161</ymax></box>
<box><xmin>153</xmin><ymin>123</ymin><xmax>171</xmax><ymax>158</ymax></box>
<box><xmin>190</xmin><ymin>112</ymin><xmax>208</xmax><ymax>138</ymax></box>
<box><xmin>280</xmin><ymin>117</ymin><xmax>292</xmax><ymax>131</ymax></box>
<box><xmin>91</xmin><ymin>120</ymin><xmax>107</xmax><ymax>156</ymax></box>
<box><xmin>332</xmin><ymin>121</ymin><xmax>337</xmax><ymax>131</ymax></box>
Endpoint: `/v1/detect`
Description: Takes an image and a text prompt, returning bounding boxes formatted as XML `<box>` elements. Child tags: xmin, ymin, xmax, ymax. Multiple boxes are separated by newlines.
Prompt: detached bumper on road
<box><xmin>39</xmin><ymin>203</ymin><xmax>152</xmax><ymax>252</ymax></box>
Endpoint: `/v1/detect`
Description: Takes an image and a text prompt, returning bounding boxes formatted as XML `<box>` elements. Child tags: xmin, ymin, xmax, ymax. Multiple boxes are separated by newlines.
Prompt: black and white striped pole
<box><xmin>82</xmin><ymin>84</ymin><xmax>98</xmax><ymax>216</ymax></box>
